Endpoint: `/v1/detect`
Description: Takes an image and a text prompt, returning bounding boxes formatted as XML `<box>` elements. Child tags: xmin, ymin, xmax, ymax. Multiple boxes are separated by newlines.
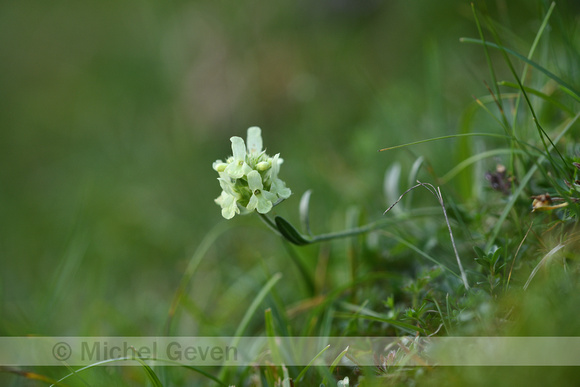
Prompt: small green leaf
<box><xmin>490</xmin><ymin>247</ymin><xmax>503</xmax><ymax>267</ymax></box>
<box><xmin>275</xmin><ymin>216</ymin><xmax>311</xmax><ymax>246</ymax></box>
<box><xmin>473</xmin><ymin>246</ymin><xmax>486</xmax><ymax>260</ymax></box>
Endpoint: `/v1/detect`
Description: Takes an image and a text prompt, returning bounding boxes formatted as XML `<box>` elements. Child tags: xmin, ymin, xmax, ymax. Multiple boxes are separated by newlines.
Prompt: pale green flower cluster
<box><xmin>213</xmin><ymin>127</ymin><xmax>291</xmax><ymax>219</ymax></box>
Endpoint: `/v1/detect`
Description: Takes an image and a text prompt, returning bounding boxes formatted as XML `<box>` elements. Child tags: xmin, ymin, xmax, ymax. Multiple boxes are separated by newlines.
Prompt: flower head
<box><xmin>213</xmin><ymin>127</ymin><xmax>291</xmax><ymax>219</ymax></box>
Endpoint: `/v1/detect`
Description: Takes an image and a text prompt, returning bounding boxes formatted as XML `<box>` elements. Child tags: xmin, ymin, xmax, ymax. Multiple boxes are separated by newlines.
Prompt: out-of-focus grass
<box><xmin>0</xmin><ymin>0</ymin><xmax>478</xmax><ymax>335</ymax></box>
<box><xmin>2</xmin><ymin>0</ymin><xmax>580</xmax><ymax>385</ymax></box>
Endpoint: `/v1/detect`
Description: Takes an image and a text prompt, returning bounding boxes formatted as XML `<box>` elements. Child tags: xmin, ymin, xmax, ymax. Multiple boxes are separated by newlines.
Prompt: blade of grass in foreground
<box><xmin>50</xmin><ymin>357</ymin><xmax>228</xmax><ymax>387</ymax></box>
<box><xmin>232</xmin><ymin>273</ymin><xmax>283</xmax><ymax>339</ymax></box>
<box><xmin>130</xmin><ymin>349</ymin><xmax>163</xmax><ymax>387</ymax></box>
<box><xmin>321</xmin><ymin>346</ymin><xmax>349</xmax><ymax>386</ymax></box>
<box><xmin>523</xmin><ymin>244</ymin><xmax>565</xmax><ymax>291</ymax></box>
<box><xmin>295</xmin><ymin>344</ymin><xmax>331</xmax><ymax>382</ymax></box>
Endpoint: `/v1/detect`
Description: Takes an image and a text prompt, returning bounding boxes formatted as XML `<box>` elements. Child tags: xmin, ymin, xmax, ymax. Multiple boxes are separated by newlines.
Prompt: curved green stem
<box><xmin>258</xmin><ymin>213</ymin><xmax>281</xmax><ymax>235</ymax></box>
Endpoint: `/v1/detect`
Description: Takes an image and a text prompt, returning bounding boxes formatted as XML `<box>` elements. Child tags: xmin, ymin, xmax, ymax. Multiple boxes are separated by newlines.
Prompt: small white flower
<box><xmin>224</xmin><ymin>136</ymin><xmax>252</xmax><ymax>179</ymax></box>
<box><xmin>214</xmin><ymin>191</ymin><xmax>239</xmax><ymax>219</ymax></box>
<box><xmin>246</xmin><ymin>170</ymin><xmax>278</xmax><ymax>214</ymax></box>
<box><xmin>268</xmin><ymin>154</ymin><xmax>291</xmax><ymax>199</ymax></box>
<box><xmin>212</xmin><ymin>127</ymin><xmax>291</xmax><ymax>219</ymax></box>
<box><xmin>212</xmin><ymin>160</ymin><xmax>227</xmax><ymax>172</ymax></box>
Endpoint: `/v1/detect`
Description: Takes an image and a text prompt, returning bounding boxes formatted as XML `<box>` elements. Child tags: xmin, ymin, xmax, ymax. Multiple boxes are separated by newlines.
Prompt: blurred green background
<box><xmin>1</xmin><ymin>0</ymin><xmax>577</xmax><ymax>339</ymax></box>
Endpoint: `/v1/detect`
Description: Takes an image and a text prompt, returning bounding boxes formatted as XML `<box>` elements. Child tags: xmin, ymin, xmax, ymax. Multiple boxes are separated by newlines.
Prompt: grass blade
<box><xmin>460</xmin><ymin>38</ymin><xmax>580</xmax><ymax>101</ymax></box>
<box><xmin>440</xmin><ymin>148</ymin><xmax>527</xmax><ymax>184</ymax></box>
<box><xmin>499</xmin><ymin>81</ymin><xmax>576</xmax><ymax>116</ymax></box>
<box><xmin>523</xmin><ymin>244</ymin><xmax>564</xmax><ymax>291</ymax></box>
<box><xmin>295</xmin><ymin>344</ymin><xmax>331</xmax><ymax>382</ymax></box>
<box><xmin>50</xmin><ymin>357</ymin><xmax>228</xmax><ymax>387</ymax></box>
<box><xmin>233</xmin><ymin>273</ymin><xmax>283</xmax><ymax>339</ymax></box>
<box><xmin>321</xmin><ymin>346</ymin><xmax>349</xmax><ymax>386</ymax></box>
<box><xmin>378</xmin><ymin>133</ymin><xmax>509</xmax><ymax>152</ymax></box>
<box><xmin>130</xmin><ymin>348</ymin><xmax>163</xmax><ymax>387</ymax></box>
<box><xmin>334</xmin><ymin>312</ymin><xmax>427</xmax><ymax>335</ymax></box>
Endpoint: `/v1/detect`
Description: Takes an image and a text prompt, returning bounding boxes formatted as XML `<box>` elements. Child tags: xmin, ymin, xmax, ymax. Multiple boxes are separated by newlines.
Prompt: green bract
<box><xmin>213</xmin><ymin>127</ymin><xmax>291</xmax><ymax>219</ymax></box>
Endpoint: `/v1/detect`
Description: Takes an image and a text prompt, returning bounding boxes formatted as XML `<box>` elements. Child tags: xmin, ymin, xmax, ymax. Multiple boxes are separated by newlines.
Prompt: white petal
<box><xmin>256</xmin><ymin>196</ymin><xmax>273</xmax><ymax>214</ymax></box>
<box><xmin>230</xmin><ymin>136</ymin><xmax>246</xmax><ymax>160</ymax></box>
<box><xmin>218</xmin><ymin>177</ymin><xmax>237</xmax><ymax>197</ymax></box>
<box><xmin>270</xmin><ymin>153</ymin><xmax>281</xmax><ymax>179</ymax></box>
<box><xmin>224</xmin><ymin>162</ymin><xmax>245</xmax><ymax>179</ymax></box>
<box><xmin>247</xmin><ymin>194</ymin><xmax>258</xmax><ymax>211</ymax></box>
<box><xmin>246</xmin><ymin>126</ymin><xmax>262</xmax><ymax>154</ymax></box>
<box><xmin>272</xmin><ymin>179</ymin><xmax>291</xmax><ymax>199</ymax></box>
<box><xmin>212</xmin><ymin>160</ymin><xmax>225</xmax><ymax>172</ymax></box>
<box><xmin>247</xmin><ymin>170</ymin><xmax>264</xmax><ymax>191</ymax></box>
<box><xmin>219</xmin><ymin>193</ymin><xmax>239</xmax><ymax>219</ymax></box>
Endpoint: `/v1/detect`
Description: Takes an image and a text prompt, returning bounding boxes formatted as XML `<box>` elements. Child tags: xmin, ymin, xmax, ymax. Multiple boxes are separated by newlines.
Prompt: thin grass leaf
<box><xmin>499</xmin><ymin>81</ymin><xmax>575</xmax><ymax>116</ymax></box>
<box><xmin>321</xmin><ymin>346</ymin><xmax>349</xmax><ymax>386</ymax></box>
<box><xmin>512</xmin><ymin>2</ymin><xmax>556</xmax><ymax>130</ymax></box>
<box><xmin>334</xmin><ymin>312</ymin><xmax>427</xmax><ymax>335</ymax></box>
<box><xmin>482</xmin><ymin>12</ymin><xmax>569</xmax><ymax>178</ymax></box>
<box><xmin>460</xmin><ymin>38</ymin><xmax>580</xmax><ymax>102</ymax></box>
<box><xmin>130</xmin><ymin>348</ymin><xmax>164</xmax><ymax>387</ymax></box>
<box><xmin>507</xmin><ymin>221</ymin><xmax>534</xmax><ymax>289</ymax></box>
<box><xmin>378</xmin><ymin>132</ymin><xmax>509</xmax><ymax>152</ymax></box>
<box><xmin>441</xmin><ymin>148</ymin><xmax>527</xmax><ymax>184</ymax></box>
<box><xmin>431</xmin><ymin>298</ymin><xmax>450</xmax><ymax>335</ymax></box>
<box><xmin>295</xmin><ymin>344</ymin><xmax>331</xmax><ymax>382</ymax></box>
<box><xmin>471</xmin><ymin>3</ymin><xmax>504</xmax><ymax>114</ymax></box>
<box><xmin>523</xmin><ymin>244</ymin><xmax>564</xmax><ymax>290</ymax></box>
<box><xmin>381</xmin><ymin>180</ymin><xmax>469</xmax><ymax>289</ymax></box>
<box><xmin>382</xmin><ymin>231</ymin><xmax>461</xmax><ymax>280</ymax></box>
<box><xmin>50</xmin><ymin>357</ymin><xmax>228</xmax><ymax>387</ymax></box>
<box><xmin>233</xmin><ymin>273</ymin><xmax>283</xmax><ymax>339</ymax></box>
